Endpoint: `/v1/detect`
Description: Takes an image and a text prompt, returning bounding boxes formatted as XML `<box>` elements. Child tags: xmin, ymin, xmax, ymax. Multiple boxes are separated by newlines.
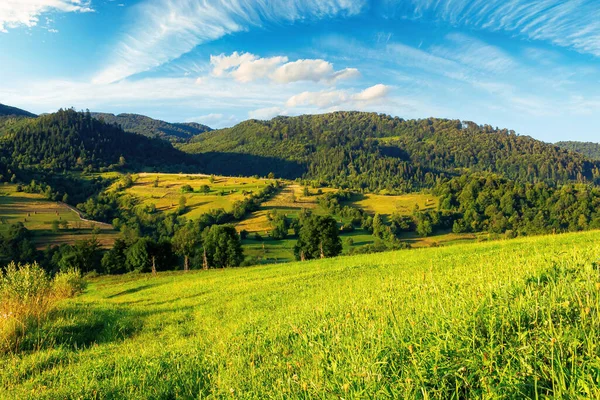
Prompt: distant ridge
<box><xmin>91</xmin><ymin>112</ymin><xmax>212</xmax><ymax>142</ymax></box>
<box><xmin>0</xmin><ymin>103</ymin><xmax>37</xmax><ymax>118</ymax></box>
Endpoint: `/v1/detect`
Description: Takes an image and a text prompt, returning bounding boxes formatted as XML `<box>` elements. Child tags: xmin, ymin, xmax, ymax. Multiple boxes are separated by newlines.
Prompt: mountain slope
<box><xmin>0</xmin><ymin>109</ymin><xmax>200</xmax><ymax>172</ymax></box>
<box><xmin>91</xmin><ymin>112</ymin><xmax>212</xmax><ymax>142</ymax></box>
<box><xmin>555</xmin><ymin>141</ymin><xmax>600</xmax><ymax>161</ymax></box>
<box><xmin>0</xmin><ymin>103</ymin><xmax>37</xmax><ymax>118</ymax></box>
<box><xmin>180</xmin><ymin>111</ymin><xmax>600</xmax><ymax>191</ymax></box>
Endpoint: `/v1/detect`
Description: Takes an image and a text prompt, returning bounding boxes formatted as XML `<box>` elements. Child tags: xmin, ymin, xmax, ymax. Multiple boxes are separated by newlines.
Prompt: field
<box><xmin>348</xmin><ymin>192</ymin><xmax>438</xmax><ymax>217</ymax></box>
<box><xmin>114</xmin><ymin>173</ymin><xmax>271</xmax><ymax>219</ymax></box>
<box><xmin>3</xmin><ymin>231</ymin><xmax>600</xmax><ymax>398</ymax></box>
<box><xmin>0</xmin><ymin>184</ymin><xmax>116</xmax><ymax>248</ymax></box>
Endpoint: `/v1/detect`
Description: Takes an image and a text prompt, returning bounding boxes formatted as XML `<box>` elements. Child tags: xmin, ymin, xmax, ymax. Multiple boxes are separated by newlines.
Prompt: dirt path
<box><xmin>58</xmin><ymin>202</ymin><xmax>113</xmax><ymax>229</ymax></box>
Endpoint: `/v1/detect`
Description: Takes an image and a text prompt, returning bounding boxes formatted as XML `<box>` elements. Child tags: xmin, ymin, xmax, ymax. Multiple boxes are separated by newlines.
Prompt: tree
<box><xmin>125</xmin><ymin>238</ymin><xmax>153</xmax><ymax>273</ymax></box>
<box><xmin>178</xmin><ymin>195</ymin><xmax>187</xmax><ymax>214</ymax></box>
<box><xmin>294</xmin><ymin>215</ymin><xmax>342</xmax><ymax>261</ymax></box>
<box><xmin>172</xmin><ymin>223</ymin><xmax>201</xmax><ymax>271</ymax></box>
<box><xmin>201</xmin><ymin>225</ymin><xmax>243</xmax><ymax>268</ymax></box>
<box><xmin>200</xmin><ymin>184</ymin><xmax>211</xmax><ymax>194</ymax></box>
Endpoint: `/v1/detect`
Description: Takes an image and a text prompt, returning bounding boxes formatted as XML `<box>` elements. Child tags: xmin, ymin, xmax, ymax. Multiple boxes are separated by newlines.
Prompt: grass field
<box><xmin>348</xmin><ymin>192</ymin><xmax>438</xmax><ymax>217</ymax></box>
<box><xmin>115</xmin><ymin>173</ymin><xmax>271</xmax><ymax>219</ymax></box>
<box><xmin>0</xmin><ymin>184</ymin><xmax>116</xmax><ymax>248</ymax></box>
<box><xmin>3</xmin><ymin>231</ymin><xmax>600</xmax><ymax>398</ymax></box>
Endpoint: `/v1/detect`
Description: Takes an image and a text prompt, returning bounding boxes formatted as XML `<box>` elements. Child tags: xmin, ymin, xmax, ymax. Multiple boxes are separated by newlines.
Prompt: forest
<box><xmin>181</xmin><ymin>112</ymin><xmax>600</xmax><ymax>191</ymax></box>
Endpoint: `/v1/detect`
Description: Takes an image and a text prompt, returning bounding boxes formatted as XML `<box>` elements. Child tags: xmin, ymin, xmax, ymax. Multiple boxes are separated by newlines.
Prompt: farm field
<box><xmin>0</xmin><ymin>184</ymin><xmax>116</xmax><ymax>248</ymax></box>
<box><xmin>347</xmin><ymin>192</ymin><xmax>439</xmax><ymax>217</ymax></box>
<box><xmin>113</xmin><ymin>173</ymin><xmax>273</xmax><ymax>219</ymax></box>
<box><xmin>3</xmin><ymin>230</ymin><xmax>600</xmax><ymax>398</ymax></box>
<box><xmin>235</xmin><ymin>185</ymin><xmax>336</xmax><ymax>234</ymax></box>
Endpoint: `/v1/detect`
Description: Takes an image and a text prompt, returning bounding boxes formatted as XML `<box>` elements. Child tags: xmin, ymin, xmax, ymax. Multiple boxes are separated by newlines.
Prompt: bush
<box><xmin>53</xmin><ymin>268</ymin><xmax>87</xmax><ymax>298</ymax></box>
<box><xmin>0</xmin><ymin>262</ymin><xmax>52</xmax><ymax>353</ymax></box>
<box><xmin>0</xmin><ymin>263</ymin><xmax>88</xmax><ymax>353</ymax></box>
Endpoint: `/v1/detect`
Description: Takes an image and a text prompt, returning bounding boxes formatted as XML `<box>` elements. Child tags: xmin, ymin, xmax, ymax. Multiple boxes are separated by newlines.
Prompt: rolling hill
<box><xmin>91</xmin><ymin>112</ymin><xmax>212</xmax><ymax>142</ymax></box>
<box><xmin>0</xmin><ymin>109</ymin><xmax>201</xmax><ymax>173</ymax></box>
<box><xmin>180</xmin><ymin>112</ymin><xmax>600</xmax><ymax>191</ymax></box>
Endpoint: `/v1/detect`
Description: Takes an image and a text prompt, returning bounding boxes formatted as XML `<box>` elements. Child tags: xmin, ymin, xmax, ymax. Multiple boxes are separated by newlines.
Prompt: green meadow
<box><xmin>2</xmin><ymin>230</ymin><xmax>600</xmax><ymax>398</ymax></box>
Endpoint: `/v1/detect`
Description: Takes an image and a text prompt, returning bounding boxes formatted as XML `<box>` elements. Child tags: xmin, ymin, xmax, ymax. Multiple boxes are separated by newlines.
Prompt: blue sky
<box><xmin>0</xmin><ymin>1</ymin><xmax>599</xmax><ymax>142</ymax></box>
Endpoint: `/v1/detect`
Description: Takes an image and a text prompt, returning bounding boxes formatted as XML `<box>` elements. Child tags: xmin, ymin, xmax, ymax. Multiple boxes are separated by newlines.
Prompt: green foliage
<box><xmin>294</xmin><ymin>215</ymin><xmax>342</xmax><ymax>260</ymax></box>
<box><xmin>201</xmin><ymin>225</ymin><xmax>243</xmax><ymax>268</ymax></box>
<box><xmin>182</xmin><ymin>112</ymin><xmax>600</xmax><ymax>191</ymax></box>
<box><xmin>555</xmin><ymin>141</ymin><xmax>600</xmax><ymax>160</ymax></box>
<box><xmin>52</xmin><ymin>268</ymin><xmax>87</xmax><ymax>298</ymax></box>
<box><xmin>436</xmin><ymin>173</ymin><xmax>600</xmax><ymax>235</ymax></box>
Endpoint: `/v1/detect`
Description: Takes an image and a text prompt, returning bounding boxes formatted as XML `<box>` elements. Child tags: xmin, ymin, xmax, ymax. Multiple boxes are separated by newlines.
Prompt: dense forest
<box><xmin>181</xmin><ymin>112</ymin><xmax>600</xmax><ymax>192</ymax></box>
<box><xmin>91</xmin><ymin>112</ymin><xmax>212</xmax><ymax>142</ymax></box>
<box><xmin>0</xmin><ymin>109</ymin><xmax>201</xmax><ymax>173</ymax></box>
<box><xmin>555</xmin><ymin>141</ymin><xmax>600</xmax><ymax>161</ymax></box>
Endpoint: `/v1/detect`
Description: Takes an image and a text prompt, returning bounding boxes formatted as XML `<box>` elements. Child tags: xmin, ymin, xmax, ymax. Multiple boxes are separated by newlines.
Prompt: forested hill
<box><xmin>0</xmin><ymin>103</ymin><xmax>37</xmax><ymax>118</ymax></box>
<box><xmin>0</xmin><ymin>109</ymin><xmax>200</xmax><ymax>172</ymax></box>
<box><xmin>555</xmin><ymin>141</ymin><xmax>600</xmax><ymax>161</ymax></box>
<box><xmin>91</xmin><ymin>112</ymin><xmax>212</xmax><ymax>142</ymax></box>
<box><xmin>180</xmin><ymin>111</ymin><xmax>600</xmax><ymax>192</ymax></box>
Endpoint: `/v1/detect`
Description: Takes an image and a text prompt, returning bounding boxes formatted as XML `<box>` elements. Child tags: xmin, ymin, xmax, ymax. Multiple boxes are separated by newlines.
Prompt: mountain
<box><xmin>180</xmin><ymin>111</ymin><xmax>600</xmax><ymax>191</ymax></box>
<box><xmin>91</xmin><ymin>112</ymin><xmax>212</xmax><ymax>142</ymax></box>
<box><xmin>0</xmin><ymin>103</ymin><xmax>37</xmax><ymax>118</ymax></box>
<box><xmin>555</xmin><ymin>141</ymin><xmax>600</xmax><ymax>161</ymax></box>
<box><xmin>0</xmin><ymin>109</ymin><xmax>200</xmax><ymax>173</ymax></box>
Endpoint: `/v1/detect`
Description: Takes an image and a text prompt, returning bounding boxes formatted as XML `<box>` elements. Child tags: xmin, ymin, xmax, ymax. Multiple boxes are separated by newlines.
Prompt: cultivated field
<box><xmin>113</xmin><ymin>173</ymin><xmax>272</xmax><ymax>219</ymax></box>
<box><xmin>348</xmin><ymin>192</ymin><xmax>439</xmax><ymax>216</ymax></box>
<box><xmin>3</xmin><ymin>231</ymin><xmax>599</xmax><ymax>398</ymax></box>
<box><xmin>0</xmin><ymin>184</ymin><xmax>116</xmax><ymax>248</ymax></box>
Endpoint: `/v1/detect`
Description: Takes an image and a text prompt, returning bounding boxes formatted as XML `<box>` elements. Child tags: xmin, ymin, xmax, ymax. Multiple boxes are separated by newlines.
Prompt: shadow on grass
<box><xmin>20</xmin><ymin>304</ymin><xmax>143</xmax><ymax>352</ymax></box>
<box><xmin>106</xmin><ymin>283</ymin><xmax>161</xmax><ymax>298</ymax></box>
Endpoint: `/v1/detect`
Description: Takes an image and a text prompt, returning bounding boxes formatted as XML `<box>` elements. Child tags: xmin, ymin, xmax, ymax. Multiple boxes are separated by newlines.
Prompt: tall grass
<box><xmin>0</xmin><ymin>263</ymin><xmax>86</xmax><ymax>353</ymax></box>
<box><xmin>1</xmin><ymin>231</ymin><xmax>600</xmax><ymax>398</ymax></box>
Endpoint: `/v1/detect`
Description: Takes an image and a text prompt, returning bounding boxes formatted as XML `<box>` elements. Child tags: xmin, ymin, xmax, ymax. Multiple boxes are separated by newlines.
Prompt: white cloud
<box><xmin>248</xmin><ymin>107</ymin><xmax>286</xmax><ymax>120</ymax></box>
<box><xmin>272</xmin><ymin>59</ymin><xmax>331</xmax><ymax>83</ymax></box>
<box><xmin>231</xmin><ymin>56</ymin><xmax>289</xmax><ymax>83</ymax></box>
<box><xmin>352</xmin><ymin>83</ymin><xmax>390</xmax><ymax>101</ymax></box>
<box><xmin>209</xmin><ymin>52</ymin><xmax>360</xmax><ymax>85</ymax></box>
<box><xmin>286</xmin><ymin>84</ymin><xmax>390</xmax><ymax>108</ymax></box>
<box><xmin>0</xmin><ymin>0</ymin><xmax>93</xmax><ymax>32</ymax></box>
<box><xmin>93</xmin><ymin>0</ymin><xmax>366</xmax><ymax>84</ymax></box>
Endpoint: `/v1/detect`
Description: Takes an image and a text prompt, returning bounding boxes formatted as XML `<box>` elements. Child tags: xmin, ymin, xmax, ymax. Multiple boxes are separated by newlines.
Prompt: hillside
<box><xmin>0</xmin><ymin>103</ymin><xmax>36</xmax><ymax>118</ymax></box>
<box><xmin>3</xmin><ymin>231</ymin><xmax>599</xmax><ymax>398</ymax></box>
<box><xmin>555</xmin><ymin>141</ymin><xmax>600</xmax><ymax>160</ymax></box>
<box><xmin>91</xmin><ymin>112</ymin><xmax>212</xmax><ymax>142</ymax></box>
<box><xmin>0</xmin><ymin>109</ymin><xmax>200</xmax><ymax>173</ymax></box>
<box><xmin>180</xmin><ymin>112</ymin><xmax>600</xmax><ymax>191</ymax></box>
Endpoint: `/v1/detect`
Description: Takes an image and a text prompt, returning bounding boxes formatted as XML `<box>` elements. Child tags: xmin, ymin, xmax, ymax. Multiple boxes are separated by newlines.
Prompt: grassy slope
<box><xmin>3</xmin><ymin>231</ymin><xmax>600</xmax><ymax>398</ymax></box>
<box><xmin>0</xmin><ymin>184</ymin><xmax>116</xmax><ymax>248</ymax></box>
<box><xmin>116</xmin><ymin>173</ymin><xmax>271</xmax><ymax>219</ymax></box>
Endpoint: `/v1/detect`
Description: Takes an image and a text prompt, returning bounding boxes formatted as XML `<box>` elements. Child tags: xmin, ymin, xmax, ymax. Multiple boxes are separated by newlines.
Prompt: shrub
<box><xmin>0</xmin><ymin>262</ymin><xmax>52</xmax><ymax>353</ymax></box>
<box><xmin>53</xmin><ymin>268</ymin><xmax>87</xmax><ymax>299</ymax></box>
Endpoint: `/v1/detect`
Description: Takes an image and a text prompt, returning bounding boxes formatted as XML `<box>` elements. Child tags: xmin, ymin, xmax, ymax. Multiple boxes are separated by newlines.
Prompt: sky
<box><xmin>0</xmin><ymin>0</ymin><xmax>599</xmax><ymax>142</ymax></box>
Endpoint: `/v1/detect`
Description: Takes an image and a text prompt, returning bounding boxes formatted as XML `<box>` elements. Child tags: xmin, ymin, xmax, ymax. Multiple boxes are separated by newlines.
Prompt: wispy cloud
<box><xmin>93</xmin><ymin>0</ymin><xmax>366</xmax><ymax>84</ymax></box>
<box><xmin>0</xmin><ymin>0</ymin><xmax>93</xmax><ymax>32</ymax></box>
<box><xmin>386</xmin><ymin>0</ymin><xmax>600</xmax><ymax>57</ymax></box>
